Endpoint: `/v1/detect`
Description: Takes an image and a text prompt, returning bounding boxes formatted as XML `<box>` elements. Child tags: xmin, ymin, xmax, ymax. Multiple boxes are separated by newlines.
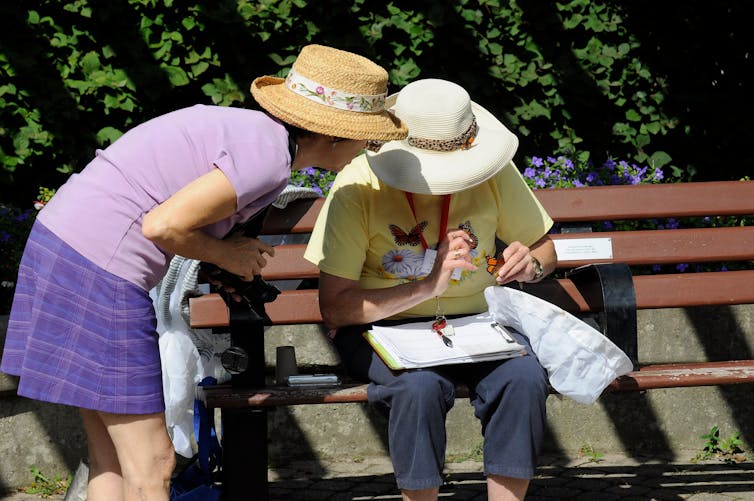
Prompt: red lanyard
<box><xmin>404</xmin><ymin>192</ymin><xmax>451</xmax><ymax>250</ymax></box>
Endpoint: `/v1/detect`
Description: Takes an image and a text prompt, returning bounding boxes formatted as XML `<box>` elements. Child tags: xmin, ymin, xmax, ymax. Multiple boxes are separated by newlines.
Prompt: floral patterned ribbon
<box><xmin>285</xmin><ymin>68</ymin><xmax>387</xmax><ymax>113</ymax></box>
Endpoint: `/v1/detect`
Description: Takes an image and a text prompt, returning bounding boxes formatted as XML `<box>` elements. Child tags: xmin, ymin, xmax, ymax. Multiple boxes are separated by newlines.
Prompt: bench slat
<box><xmin>189</xmin><ymin>269</ymin><xmax>754</xmax><ymax>328</ymax></box>
<box><xmin>632</xmin><ymin>270</ymin><xmax>754</xmax><ymax>308</ymax></box>
<box><xmin>262</xmin><ymin>198</ymin><xmax>323</xmax><ymax>235</ymax></box>
<box><xmin>262</xmin><ymin>244</ymin><xmax>319</xmax><ymax>280</ymax></box>
<box><xmin>607</xmin><ymin>360</ymin><xmax>754</xmax><ymax>391</ymax></box>
<box><xmin>552</xmin><ymin>226</ymin><xmax>754</xmax><ymax>267</ymax></box>
<box><xmin>536</xmin><ymin>181</ymin><xmax>754</xmax><ymax>222</ymax></box>
<box><xmin>260</xmin><ymin>182</ymin><xmax>754</xmax><ymax>235</ymax></box>
<box><xmin>259</xmin><ymin>227</ymin><xmax>754</xmax><ymax>282</ymax></box>
<box><xmin>198</xmin><ymin>360</ymin><xmax>754</xmax><ymax>408</ymax></box>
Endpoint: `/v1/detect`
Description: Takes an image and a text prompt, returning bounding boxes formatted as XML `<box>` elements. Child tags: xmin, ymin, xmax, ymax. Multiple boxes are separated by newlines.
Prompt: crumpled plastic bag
<box><xmin>152</xmin><ymin>257</ymin><xmax>230</xmax><ymax>458</ymax></box>
<box><xmin>159</xmin><ymin>328</ymin><xmax>203</xmax><ymax>458</ymax></box>
<box><xmin>484</xmin><ymin>285</ymin><xmax>633</xmax><ymax>404</ymax></box>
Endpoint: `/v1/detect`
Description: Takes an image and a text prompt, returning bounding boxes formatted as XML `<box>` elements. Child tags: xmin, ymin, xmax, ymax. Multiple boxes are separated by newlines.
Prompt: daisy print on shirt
<box><xmin>379</xmin><ymin>219</ymin><xmax>484</xmax><ymax>283</ymax></box>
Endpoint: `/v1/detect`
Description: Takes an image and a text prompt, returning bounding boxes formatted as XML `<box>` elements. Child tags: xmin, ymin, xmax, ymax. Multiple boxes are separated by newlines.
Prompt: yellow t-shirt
<box><xmin>303</xmin><ymin>154</ymin><xmax>553</xmax><ymax>319</ymax></box>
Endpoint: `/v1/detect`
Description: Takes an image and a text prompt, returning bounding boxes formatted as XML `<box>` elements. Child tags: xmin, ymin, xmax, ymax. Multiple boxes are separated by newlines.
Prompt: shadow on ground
<box><xmin>268</xmin><ymin>457</ymin><xmax>754</xmax><ymax>500</ymax></box>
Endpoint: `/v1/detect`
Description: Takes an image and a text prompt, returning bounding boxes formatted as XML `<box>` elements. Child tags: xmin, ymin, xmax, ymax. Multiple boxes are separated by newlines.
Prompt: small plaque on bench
<box><xmin>554</xmin><ymin>237</ymin><xmax>613</xmax><ymax>261</ymax></box>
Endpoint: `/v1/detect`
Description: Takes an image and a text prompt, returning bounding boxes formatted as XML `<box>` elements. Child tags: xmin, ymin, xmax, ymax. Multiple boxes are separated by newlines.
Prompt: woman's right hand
<box><xmin>426</xmin><ymin>229</ymin><xmax>477</xmax><ymax>297</ymax></box>
<box><xmin>218</xmin><ymin>234</ymin><xmax>275</xmax><ymax>281</ymax></box>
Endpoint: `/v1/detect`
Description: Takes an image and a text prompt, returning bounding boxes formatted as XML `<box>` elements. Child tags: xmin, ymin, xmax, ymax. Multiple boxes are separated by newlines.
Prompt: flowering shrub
<box><xmin>289</xmin><ymin>166</ymin><xmax>336</xmax><ymax>197</ymax></box>
<box><xmin>522</xmin><ymin>155</ymin><xmax>665</xmax><ymax>190</ymax></box>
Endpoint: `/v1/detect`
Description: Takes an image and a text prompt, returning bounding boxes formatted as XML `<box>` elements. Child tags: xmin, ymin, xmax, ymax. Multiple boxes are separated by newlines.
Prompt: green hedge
<box><xmin>1</xmin><ymin>1</ymin><xmax>750</xmax><ymax>205</ymax></box>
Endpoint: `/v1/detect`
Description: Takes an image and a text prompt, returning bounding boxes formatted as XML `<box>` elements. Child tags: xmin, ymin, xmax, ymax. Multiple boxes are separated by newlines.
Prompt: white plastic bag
<box><xmin>484</xmin><ymin>286</ymin><xmax>633</xmax><ymax>404</ymax></box>
<box><xmin>152</xmin><ymin>257</ymin><xmax>230</xmax><ymax>458</ymax></box>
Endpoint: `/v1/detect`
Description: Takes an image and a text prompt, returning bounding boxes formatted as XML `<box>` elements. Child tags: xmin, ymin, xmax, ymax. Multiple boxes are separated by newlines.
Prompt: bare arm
<box><xmin>319</xmin><ymin>230</ymin><xmax>477</xmax><ymax>329</ymax></box>
<box><xmin>142</xmin><ymin>168</ymin><xmax>274</xmax><ymax>280</ymax></box>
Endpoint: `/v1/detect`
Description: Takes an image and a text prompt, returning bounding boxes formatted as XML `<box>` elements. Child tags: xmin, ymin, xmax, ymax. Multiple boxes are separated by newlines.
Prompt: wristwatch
<box><xmin>530</xmin><ymin>255</ymin><xmax>544</xmax><ymax>282</ymax></box>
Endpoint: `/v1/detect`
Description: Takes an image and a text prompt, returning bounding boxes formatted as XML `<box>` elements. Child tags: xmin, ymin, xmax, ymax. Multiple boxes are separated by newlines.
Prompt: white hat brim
<box><xmin>366</xmin><ymin>101</ymin><xmax>518</xmax><ymax>195</ymax></box>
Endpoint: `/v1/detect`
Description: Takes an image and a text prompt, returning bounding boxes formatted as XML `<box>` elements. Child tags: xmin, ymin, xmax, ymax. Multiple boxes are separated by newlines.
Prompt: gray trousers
<box><xmin>333</xmin><ymin>322</ymin><xmax>549</xmax><ymax>490</ymax></box>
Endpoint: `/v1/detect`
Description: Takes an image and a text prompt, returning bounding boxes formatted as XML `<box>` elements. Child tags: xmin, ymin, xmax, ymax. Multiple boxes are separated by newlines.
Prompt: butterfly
<box><xmin>458</xmin><ymin>220</ymin><xmax>479</xmax><ymax>249</ymax></box>
<box><xmin>389</xmin><ymin>221</ymin><xmax>428</xmax><ymax>246</ymax></box>
<box><xmin>485</xmin><ymin>252</ymin><xmax>505</xmax><ymax>275</ymax></box>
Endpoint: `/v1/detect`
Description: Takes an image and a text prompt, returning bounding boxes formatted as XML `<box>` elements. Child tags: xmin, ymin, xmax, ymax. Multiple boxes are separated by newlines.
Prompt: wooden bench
<box><xmin>189</xmin><ymin>180</ymin><xmax>754</xmax><ymax>500</ymax></box>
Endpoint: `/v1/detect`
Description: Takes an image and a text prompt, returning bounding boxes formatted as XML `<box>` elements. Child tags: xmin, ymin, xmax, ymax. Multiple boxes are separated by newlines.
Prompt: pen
<box><xmin>491</xmin><ymin>322</ymin><xmax>516</xmax><ymax>343</ymax></box>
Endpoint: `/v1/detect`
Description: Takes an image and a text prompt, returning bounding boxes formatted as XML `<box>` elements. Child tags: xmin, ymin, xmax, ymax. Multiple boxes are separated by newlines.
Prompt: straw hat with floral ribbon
<box><xmin>366</xmin><ymin>78</ymin><xmax>519</xmax><ymax>195</ymax></box>
<box><xmin>251</xmin><ymin>44</ymin><xmax>407</xmax><ymax>141</ymax></box>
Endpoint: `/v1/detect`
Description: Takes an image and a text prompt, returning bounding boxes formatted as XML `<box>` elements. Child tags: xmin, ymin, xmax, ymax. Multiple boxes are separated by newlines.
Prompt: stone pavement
<box><xmin>3</xmin><ymin>453</ymin><xmax>754</xmax><ymax>500</ymax></box>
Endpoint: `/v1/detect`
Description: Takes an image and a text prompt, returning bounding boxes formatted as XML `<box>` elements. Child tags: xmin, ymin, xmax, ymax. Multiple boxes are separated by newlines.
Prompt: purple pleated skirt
<box><xmin>0</xmin><ymin>221</ymin><xmax>164</xmax><ymax>414</ymax></box>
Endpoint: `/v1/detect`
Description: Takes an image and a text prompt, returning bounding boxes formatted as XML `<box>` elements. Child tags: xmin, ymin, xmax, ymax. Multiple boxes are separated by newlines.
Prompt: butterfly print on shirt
<box><xmin>388</xmin><ymin>221</ymin><xmax>429</xmax><ymax>246</ymax></box>
<box><xmin>458</xmin><ymin>220</ymin><xmax>479</xmax><ymax>249</ymax></box>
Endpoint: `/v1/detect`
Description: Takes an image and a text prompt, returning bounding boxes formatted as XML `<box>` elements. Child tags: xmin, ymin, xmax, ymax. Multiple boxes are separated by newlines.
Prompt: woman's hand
<box><xmin>218</xmin><ymin>234</ymin><xmax>275</xmax><ymax>281</ymax></box>
<box><xmin>425</xmin><ymin>229</ymin><xmax>478</xmax><ymax>297</ymax></box>
<box><xmin>494</xmin><ymin>238</ymin><xmax>556</xmax><ymax>285</ymax></box>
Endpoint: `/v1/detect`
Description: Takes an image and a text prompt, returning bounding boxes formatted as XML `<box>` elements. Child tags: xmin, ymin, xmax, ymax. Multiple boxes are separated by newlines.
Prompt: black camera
<box><xmin>200</xmin><ymin>263</ymin><xmax>280</xmax><ymax>306</ymax></box>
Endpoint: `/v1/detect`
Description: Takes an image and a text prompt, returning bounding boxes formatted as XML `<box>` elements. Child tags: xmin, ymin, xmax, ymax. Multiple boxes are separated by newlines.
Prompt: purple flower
<box><xmin>573</xmin><ymin>180</ymin><xmax>584</xmax><ymax>187</ymax></box>
<box><xmin>602</xmin><ymin>221</ymin><xmax>614</xmax><ymax>230</ymax></box>
<box><xmin>652</xmin><ymin>264</ymin><xmax>662</xmax><ymax>272</ymax></box>
<box><xmin>603</xmin><ymin>159</ymin><xmax>616</xmax><ymax>171</ymax></box>
<box><xmin>653</xmin><ymin>168</ymin><xmax>664</xmax><ymax>181</ymax></box>
<box><xmin>586</xmin><ymin>172</ymin><xmax>598</xmax><ymax>183</ymax></box>
<box><xmin>316</xmin><ymin>86</ymin><xmax>324</xmax><ymax>95</ymax></box>
<box><xmin>523</xmin><ymin>167</ymin><xmax>536</xmax><ymax>178</ymax></box>
<box><xmin>535</xmin><ymin>178</ymin><xmax>546</xmax><ymax>188</ymax></box>
<box><xmin>531</xmin><ymin>157</ymin><xmax>544</xmax><ymax>167</ymax></box>
<box><xmin>666</xmin><ymin>218</ymin><xmax>680</xmax><ymax>229</ymax></box>
<box><xmin>676</xmin><ymin>263</ymin><xmax>689</xmax><ymax>272</ymax></box>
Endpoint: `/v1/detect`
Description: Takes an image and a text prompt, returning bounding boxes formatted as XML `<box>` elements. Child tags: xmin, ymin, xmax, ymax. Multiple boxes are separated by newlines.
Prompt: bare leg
<box><xmin>80</xmin><ymin>409</ymin><xmax>123</xmax><ymax>501</ymax></box>
<box><xmin>487</xmin><ymin>474</ymin><xmax>529</xmax><ymax>501</ymax></box>
<box><xmin>96</xmin><ymin>410</ymin><xmax>175</xmax><ymax>501</ymax></box>
<box><xmin>401</xmin><ymin>487</ymin><xmax>440</xmax><ymax>500</ymax></box>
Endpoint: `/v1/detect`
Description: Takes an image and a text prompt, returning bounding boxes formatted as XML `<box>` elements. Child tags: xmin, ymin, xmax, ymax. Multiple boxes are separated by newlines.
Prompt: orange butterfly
<box><xmin>389</xmin><ymin>221</ymin><xmax>428</xmax><ymax>246</ymax></box>
<box><xmin>485</xmin><ymin>252</ymin><xmax>505</xmax><ymax>275</ymax></box>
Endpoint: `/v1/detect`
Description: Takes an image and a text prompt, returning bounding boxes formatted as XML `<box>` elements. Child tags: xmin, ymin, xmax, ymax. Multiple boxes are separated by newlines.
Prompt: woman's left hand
<box><xmin>494</xmin><ymin>241</ymin><xmax>539</xmax><ymax>285</ymax></box>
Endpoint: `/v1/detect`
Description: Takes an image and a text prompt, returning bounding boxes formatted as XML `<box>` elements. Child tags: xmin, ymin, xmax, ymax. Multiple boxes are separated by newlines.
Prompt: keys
<box><xmin>432</xmin><ymin>316</ymin><xmax>455</xmax><ymax>347</ymax></box>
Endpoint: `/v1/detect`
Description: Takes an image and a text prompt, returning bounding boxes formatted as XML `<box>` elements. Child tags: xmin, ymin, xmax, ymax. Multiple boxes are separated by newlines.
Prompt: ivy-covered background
<box><xmin>1</xmin><ymin>0</ymin><xmax>752</xmax><ymax>207</ymax></box>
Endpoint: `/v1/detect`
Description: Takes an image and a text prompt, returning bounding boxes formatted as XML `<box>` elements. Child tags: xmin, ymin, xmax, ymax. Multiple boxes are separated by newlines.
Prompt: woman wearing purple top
<box><xmin>0</xmin><ymin>44</ymin><xmax>406</xmax><ymax>500</ymax></box>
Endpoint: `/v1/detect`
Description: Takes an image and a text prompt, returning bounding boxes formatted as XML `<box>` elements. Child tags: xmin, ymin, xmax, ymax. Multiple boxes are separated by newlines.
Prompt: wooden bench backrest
<box><xmin>190</xmin><ymin>180</ymin><xmax>754</xmax><ymax>328</ymax></box>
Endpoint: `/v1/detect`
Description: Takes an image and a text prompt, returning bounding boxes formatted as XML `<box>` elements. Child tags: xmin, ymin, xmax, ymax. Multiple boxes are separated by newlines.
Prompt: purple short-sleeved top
<box><xmin>37</xmin><ymin>104</ymin><xmax>291</xmax><ymax>291</ymax></box>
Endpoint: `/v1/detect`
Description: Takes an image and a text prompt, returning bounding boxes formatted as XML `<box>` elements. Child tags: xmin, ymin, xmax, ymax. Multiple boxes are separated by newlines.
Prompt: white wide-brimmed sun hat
<box><xmin>367</xmin><ymin>78</ymin><xmax>519</xmax><ymax>195</ymax></box>
<box><xmin>251</xmin><ymin>44</ymin><xmax>407</xmax><ymax>141</ymax></box>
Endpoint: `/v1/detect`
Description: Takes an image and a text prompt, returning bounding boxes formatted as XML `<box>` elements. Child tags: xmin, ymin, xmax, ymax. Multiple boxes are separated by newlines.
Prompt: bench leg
<box><xmin>221</xmin><ymin>407</ymin><xmax>268</xmax><ymax>501</ymax></box>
